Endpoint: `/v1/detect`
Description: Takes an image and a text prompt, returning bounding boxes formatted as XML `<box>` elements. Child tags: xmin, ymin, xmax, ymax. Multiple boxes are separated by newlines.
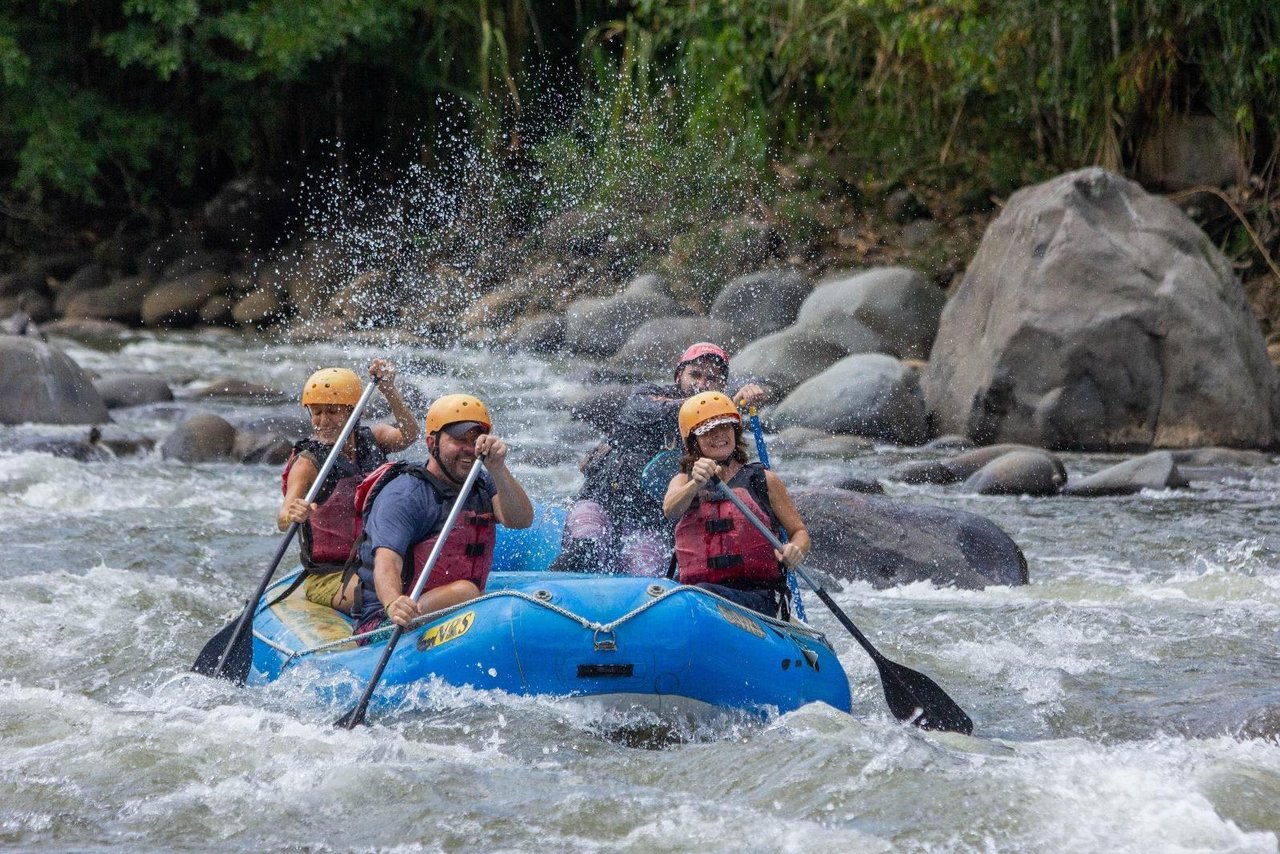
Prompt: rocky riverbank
<box><xmin>4</xmin><ymin>167</ymin><xmax>1280</xmax><ymax>591</ymax></box>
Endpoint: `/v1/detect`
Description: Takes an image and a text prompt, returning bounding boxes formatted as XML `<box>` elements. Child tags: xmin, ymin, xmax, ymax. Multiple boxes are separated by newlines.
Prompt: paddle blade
<box><xmin>334</xmin><ymin>704</ymin><xmax>367</xmax><ymax>729</ymax></box>
<box><xmin>334</xmin><ymin>624</ymin><xmax>405</xmax><ymax>729</ymax></box>
<box><xmin>191</xmin><ymin>610</ymin><xmax>254</xmax><ymax>685</ymax></box>
<box><xmin>875</xmin><ymin>657</ymin><xmax>973</xmax><ymax>735</ymax></box>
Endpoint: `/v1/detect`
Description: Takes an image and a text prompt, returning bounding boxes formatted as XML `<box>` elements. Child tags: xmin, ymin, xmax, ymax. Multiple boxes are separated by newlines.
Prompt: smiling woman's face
<box><xmin>694</xmin><ymin>422</ymin><xmax>737</xmax><ymax>460</ymax></box>
<box><xmin>308</xmin><ymin>404</ymin><xmax>355</xmax><ymax>442</ymax></box>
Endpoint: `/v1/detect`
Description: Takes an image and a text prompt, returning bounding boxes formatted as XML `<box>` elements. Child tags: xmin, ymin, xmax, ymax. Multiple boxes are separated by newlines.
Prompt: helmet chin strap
<box><xmin>428</xmin><ymin>432</ymin><xmax>466</xmax><ymax>485</ymax></box>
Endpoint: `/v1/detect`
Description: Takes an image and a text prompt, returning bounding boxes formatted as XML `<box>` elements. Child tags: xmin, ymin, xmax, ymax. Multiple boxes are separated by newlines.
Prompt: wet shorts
<box><xmin>303</xmin><ymin>571</ymin><xmax>346</xmax><ymax>608</ymax></box>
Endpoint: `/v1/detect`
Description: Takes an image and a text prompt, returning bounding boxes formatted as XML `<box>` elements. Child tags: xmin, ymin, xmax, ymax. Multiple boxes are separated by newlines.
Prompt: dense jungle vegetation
<box><xmin>2</xmin><ymin>0</ymin><xmax>1278</xmax><ymax>285</ymax></box>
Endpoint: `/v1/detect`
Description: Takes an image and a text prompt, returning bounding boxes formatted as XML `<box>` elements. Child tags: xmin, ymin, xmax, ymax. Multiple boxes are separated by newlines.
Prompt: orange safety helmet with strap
<box><xmin>425</xmin><ymin>393</ymin><xmax>492</xmax><ymax>435</ymax></box>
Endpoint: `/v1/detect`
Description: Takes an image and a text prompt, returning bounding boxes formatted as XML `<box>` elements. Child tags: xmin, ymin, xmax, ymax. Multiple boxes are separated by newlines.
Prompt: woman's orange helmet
<box><xmin>678</xmin><ymin>391</ymin><xmax>741</xmax><ymax>440</ymax></box>
<box><xmin>301</xmin><ymin>368</ymin><xmax>362</xmax><ymax>406</ymax></box>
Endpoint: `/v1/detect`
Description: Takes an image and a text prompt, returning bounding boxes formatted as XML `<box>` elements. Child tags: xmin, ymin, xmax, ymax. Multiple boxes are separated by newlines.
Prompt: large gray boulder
<box><xmin>923</xmin><ymin>168</ymin><xmax>1279</xmax><ymax>450</ymax></box>
<box><xmin>962</xmin><ymin>450</ymin><xmax>1065</xmax><ymax>496</ymax></box>
<box><xmin>710</xmin><ymin>269</ymin><xmax>811</xmax><ymax>335</ymax></box>
<box><xmin>0</xmin><ymin>337</ymin><xmax>109</xmax><ymax>425</ymax></box>
<box><xmin>509</xmin><ymin>313</ymin><xmax>566</xmax><ymax>353</ymax></box>
<box><xmin>792</xmin><ymin>487</ymin><xmax>1028</xmax><ymax>589</ymax></box>
<box><xmin>793</xmin><ymin>266</ymin><xmax>944</xmax><ymax>358</ymax></box>
<box><xmin>142</xmin><ymin>271</ymin><xmax>230</xmax><ymax>328</ymax></box>
<box><xmin>610</xmin><ymin>316</ymin><xmax>737</xmax><ymax>374</ymax></box>
<box><xmin>728</xmin><ymin>328</ymin><xmax>855</xmax><ymax>397</ymax></box>
<box><xmin>563</xmin><ymin>274</ymin><xmax>693</xmax><ymax>357</ymax></box>
<box><xmin>52</xmin><ymin>264</ymin><xmax>108</xmax><ymax>314</ymax></box>
<box><xmin>62</xmin><ymin>276</ymin><xmax>150</xmax><ymax>324</ymax></box>
<box><xmin>769</xmin><ymin>353</ymin><xmax>929</xmax><ymax>444</ymax></box>
<box><xmin>232</xmin><ymin>288</ymin><xmax>283</xmax><ymax>329</ymax></box>
<box><xmin>729</xmin><ymin>267</ymin><xmax>945</xmax><ymax>395</ymax></box>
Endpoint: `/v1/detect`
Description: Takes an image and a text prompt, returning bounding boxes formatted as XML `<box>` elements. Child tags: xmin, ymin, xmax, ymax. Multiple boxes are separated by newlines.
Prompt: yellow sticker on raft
<box><xmin>416</xmin><ymin>611</ymin><xmax>475</xmax><ymax>653</ymax></box>
<box><xmin>716</xmin><ymin>603</ymin><xmax>766</xmax><ymax>639</ymax></box>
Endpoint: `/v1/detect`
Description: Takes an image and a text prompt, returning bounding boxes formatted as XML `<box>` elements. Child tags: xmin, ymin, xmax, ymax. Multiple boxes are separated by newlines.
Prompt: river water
<box><xmin>2</xmin><ymin>331</ymin><xmax>1278</xmax><ymax>852</ymax></box>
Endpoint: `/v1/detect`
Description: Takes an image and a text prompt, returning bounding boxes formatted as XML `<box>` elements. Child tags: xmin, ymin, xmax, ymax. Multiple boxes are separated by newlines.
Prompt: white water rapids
<box><xmin>1</xmin><ymin>331</ymin><xmax>1277</xmax><ymax>852</ymax></box>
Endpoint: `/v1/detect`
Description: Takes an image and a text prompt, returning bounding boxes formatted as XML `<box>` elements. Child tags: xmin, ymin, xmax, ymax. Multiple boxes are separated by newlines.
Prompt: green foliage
<box><xmin>2</xmin><ymin>0</ymin><xmax>1277</xmax><ymax>240</ymax></box>
<box><xmin>0</xmin><ymin>0</ymin><xmax>600</xmax><ymax>221</ymax></box>
<box><xmin>623</xmin><ymin>0</ymin><xmax>1280</xmax><ymax>185</ymax></box>
<box><xmin>525</xmin><ymin>21</ymin><xmax>778</xmax><ymax>302</ymax></box>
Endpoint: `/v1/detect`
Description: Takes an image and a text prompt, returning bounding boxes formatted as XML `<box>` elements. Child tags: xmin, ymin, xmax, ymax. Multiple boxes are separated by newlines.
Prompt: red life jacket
<box><xmin>674</xmin><ymin>463</ymin><xmax>785</xmax><ymax>589</ymax></box>
<box><xmin>280</xmin><ymin>427</ymin><xmax>386</xmax><ymax>571</ymax></box>
<box><xmin>353</xmin><ymin>461</ymin><xmax>497</xmax><ymax>598</ymax></box>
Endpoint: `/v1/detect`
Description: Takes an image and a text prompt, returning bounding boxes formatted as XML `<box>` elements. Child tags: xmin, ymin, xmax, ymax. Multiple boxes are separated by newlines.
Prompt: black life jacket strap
<box><xmin>705</xmin><ymin>517</ymin><xmax>734</xmax><ymax>533</ymax></box>
<box><xmin>706</xmin><ymin>553</ymin><xmax>743</xmax><ymax>570</ymax></box>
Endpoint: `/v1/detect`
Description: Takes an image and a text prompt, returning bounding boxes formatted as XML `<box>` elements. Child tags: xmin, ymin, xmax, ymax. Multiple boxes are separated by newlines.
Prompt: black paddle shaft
<box><xmin>709</xmin><ymin>476</ymin><xmax>973</xmax><ymax>735</ymax></box>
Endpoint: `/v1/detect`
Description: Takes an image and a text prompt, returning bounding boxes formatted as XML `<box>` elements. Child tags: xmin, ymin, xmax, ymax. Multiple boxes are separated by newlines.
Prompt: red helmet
<box><xmin>674</xmin><ymin>342</ymin><xmax>729</xmax><ymax>380</ymax></box>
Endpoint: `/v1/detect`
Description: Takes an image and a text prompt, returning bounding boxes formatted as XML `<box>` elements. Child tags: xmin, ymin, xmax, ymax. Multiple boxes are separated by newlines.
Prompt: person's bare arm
<box><xmin>764</xmin><ymin>470</ymin><xmax>810</xmax><ymax>568</ymax></box>
<box><xmin>477</xmin><ymin>434</ymin><xmax>534</xmax><ymax>529</ymax></box>
<box><xmin>369</xmin><ymin>359</ymin><xmax>419</xmax><ymax>451</ymax></box>
<box><xmin>277</xmin><ymin>455</ymin><xmax>319</xmax><ymax>530</ymax></box>
<box><xmin>373</xmin><ymin>547</ymin><xmax>422</xmax><ymax>627</ymax></box>
<box><xmin>662</xmin><ymin>457</ymin><xmax>720</xmax><ymax>519</ymax></box>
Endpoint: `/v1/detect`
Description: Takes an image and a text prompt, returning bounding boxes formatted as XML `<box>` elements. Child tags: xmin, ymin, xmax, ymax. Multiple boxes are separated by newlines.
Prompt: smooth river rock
<box><xmin>0</xmin><ymin>337</ymin><xmax>109</xmax><ymax>425</ymax></box>
<box><xmin>769</xmin><ymin>353</ymin><xmax>929</xmax><ymax>445</ymax></box>
<box><xmin>160</xmin><ymin>412</ymin><xmax>238</xmax><ymax>462</ymax></box>
<box><xmin>1060</xmin><ymin>451</ymin><xmax>1190</xmax><ymax>496</ymax></box>
<box><xmin>93</xmin><ymin>373</ymin><xmax>175</xmax><ymax>409</ymax></box>
<box><xmin>963</xmin><ymin>449</ymin><xmax>1066</xmax><ymax>496</ymax></box>
<box><xmin>792</xmin><ymin>486</ymin><xmax>1029</xmax><ymax>589</ymax></box>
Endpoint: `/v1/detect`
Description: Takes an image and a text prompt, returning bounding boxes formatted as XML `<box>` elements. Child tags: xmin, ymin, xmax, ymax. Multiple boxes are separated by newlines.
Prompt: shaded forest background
<box><xmin>3</xmin><ymin>0</ymin><xmax>1279</xmax><ymax>317</ymax></box>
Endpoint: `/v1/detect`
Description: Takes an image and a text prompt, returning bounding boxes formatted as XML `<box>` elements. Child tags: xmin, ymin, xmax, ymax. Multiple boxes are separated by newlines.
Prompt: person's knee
<box><xmin>564</xmin><ymin>500</ymin><xmax>611</xmax><ymax>540</ymax></box>
<box><xmin>425</xmin><ymin>580</ymin><xmax>481</xmax><ymax>611</ymax></box>
<box><xmin>330</xmin><ymin>575</ymin><xmax>360</xmax><ymax>614</ymax></box>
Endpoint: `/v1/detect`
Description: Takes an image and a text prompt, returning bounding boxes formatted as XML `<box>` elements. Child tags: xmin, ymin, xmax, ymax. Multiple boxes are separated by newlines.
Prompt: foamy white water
<box><xmin>1</xmin><ymin>330</ymin><xmax>1277</xmax><ymax>852</ymax></box>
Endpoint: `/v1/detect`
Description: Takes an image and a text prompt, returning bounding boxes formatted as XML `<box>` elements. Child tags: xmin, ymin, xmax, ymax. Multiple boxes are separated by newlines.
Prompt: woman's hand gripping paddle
<box><xmin>335</xmin><ymin>455</ymin><xmax>486</xmax><ymax>729</ymax></box>
<box><xmin>711</xmin><ymin>475</ymin><xmax>973</xmax><ymax>735</ymax></box>
<box><xmin>192</xmin><ymin>381</ymin><xmax>379</xmax><ymax>684</ymax></box>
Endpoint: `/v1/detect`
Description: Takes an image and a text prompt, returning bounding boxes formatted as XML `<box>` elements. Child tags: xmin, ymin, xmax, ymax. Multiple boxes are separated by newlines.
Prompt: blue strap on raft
<box><xmin>746</xmin><ymin>408</ymin><xmax>806</xmax><ymax>621</ymax></box>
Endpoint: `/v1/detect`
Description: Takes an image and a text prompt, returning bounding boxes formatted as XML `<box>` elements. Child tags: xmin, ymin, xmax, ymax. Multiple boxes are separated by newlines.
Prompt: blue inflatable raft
<box><xmin>246</xmin><ymin>505</ymin><xmax>853</xmax><ymax>719</ymax></box>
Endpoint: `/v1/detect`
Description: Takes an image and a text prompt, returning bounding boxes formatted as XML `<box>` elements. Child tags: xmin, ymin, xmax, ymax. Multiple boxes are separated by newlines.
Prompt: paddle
<box><xmin>743</xmin><ymin>404</ymin><xmax>773</xmax><ymax>469</ymax></box>
<box><xmin>710</xmin><ymin>475</ymin><xmax>973</xmax><ymax>734</ymax></box>
<box><xmin>192</xmin><ymin>380</ymin><xmax>379</xmax><ymax>683</ymax></box>
<box><xmin>335</xmin><ymin>454</ymin><xmax>487</xmax><ymax>729</ymax></box>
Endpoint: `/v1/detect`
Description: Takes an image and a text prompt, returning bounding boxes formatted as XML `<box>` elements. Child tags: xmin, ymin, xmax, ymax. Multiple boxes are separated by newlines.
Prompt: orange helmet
<box><xmin>425</xmin><ymin>393</ymin><xmax>492</xmax><ymax>435</ymax></box>
<box><xmin>301</xmin><ymin>368</ymin><xmax>362</xmax><ymax>406</ymax></box>
<box><xmin>678</xmin><ymin>391</ymin><xmax>741</xmax><ymax>440</ymax></box>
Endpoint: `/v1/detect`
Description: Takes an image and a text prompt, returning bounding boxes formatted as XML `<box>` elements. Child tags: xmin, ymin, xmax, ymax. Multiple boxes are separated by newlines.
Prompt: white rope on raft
<box><xmin>254</xmin><ymin>576</ymin><xmax>832</xmax><ymax>663</ymax></box>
